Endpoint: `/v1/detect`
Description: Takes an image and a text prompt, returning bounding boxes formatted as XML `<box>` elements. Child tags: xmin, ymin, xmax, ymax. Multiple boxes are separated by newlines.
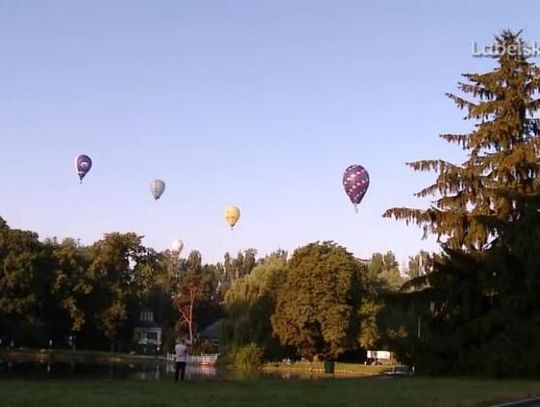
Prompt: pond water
<box><xmin>0</xmin><ymin>360</ymin><xmax>323</xmax><ymax>381</ymax></box>
<box><xmin>0</xmin><ymin>360</ymin><xmax>227</xmax><ymax>381</ymax></box>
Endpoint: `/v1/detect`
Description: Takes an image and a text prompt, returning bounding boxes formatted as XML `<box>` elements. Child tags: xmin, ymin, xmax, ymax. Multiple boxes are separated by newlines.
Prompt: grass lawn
<box><xmin>263</xmin><ymin>361</ymin><xmax>390</xmax><ymax>376</ymax></box>
<box><xmin>1</xmin><ymin>377</ymin><xmax>540</xmax><ymax>406</ymax></box>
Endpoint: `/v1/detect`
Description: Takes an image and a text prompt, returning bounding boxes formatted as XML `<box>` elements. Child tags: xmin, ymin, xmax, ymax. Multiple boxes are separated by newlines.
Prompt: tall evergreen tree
<box><xmin>383</xmin><ymin>31</ymin><xmax>540</xmax><ymax>376</ymax></box>
<box><xmin>384</xmin><ymin>31</ymin><xmax>540</xmax><ymax>251</ymax></box>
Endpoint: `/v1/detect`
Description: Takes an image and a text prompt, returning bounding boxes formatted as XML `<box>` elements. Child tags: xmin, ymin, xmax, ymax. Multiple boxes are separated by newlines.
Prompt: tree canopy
<box><xmin>271</xmin><ymin>242</ymin><xmax>363</xmax><ymax>360</ymax></box>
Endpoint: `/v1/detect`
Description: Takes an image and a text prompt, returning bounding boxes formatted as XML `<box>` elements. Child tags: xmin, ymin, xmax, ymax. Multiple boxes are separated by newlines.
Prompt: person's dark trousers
<box><xmin>175</xmin><ymin>362</ymin><xmax>187</xmax><ymax>381</ymax></box>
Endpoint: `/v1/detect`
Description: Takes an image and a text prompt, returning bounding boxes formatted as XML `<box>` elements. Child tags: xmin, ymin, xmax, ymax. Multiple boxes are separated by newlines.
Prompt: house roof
<box><xmin>199</xmin><ymin>318</ymin><xmax>224</xmax><ymax>340</ymax></box>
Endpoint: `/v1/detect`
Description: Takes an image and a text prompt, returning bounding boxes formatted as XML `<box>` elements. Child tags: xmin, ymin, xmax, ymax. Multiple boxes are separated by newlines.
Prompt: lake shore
<box><xmin>0</xmin><ymin>348</ymin><xmax>167</xmax><ymax>365</ymax></box>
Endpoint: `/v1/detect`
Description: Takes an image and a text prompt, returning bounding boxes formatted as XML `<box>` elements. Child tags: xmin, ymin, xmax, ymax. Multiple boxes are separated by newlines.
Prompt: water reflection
<box><xmin>0</xmin><ymin>360</ymin><xmax>348</xmax><ymax>381</ymax></box>
<box><xmin>0</xmin><ymin>360</ymin><xmax>223</xmax><ymax>381</ymax></box>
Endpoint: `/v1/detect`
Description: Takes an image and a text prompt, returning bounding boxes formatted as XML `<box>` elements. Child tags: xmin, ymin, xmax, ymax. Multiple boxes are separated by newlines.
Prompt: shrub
<box><xmin>217</xmin><ymin>344</ymin><xmax>264</xmax><ymax>371</ymax></box>
<box><xmin>233</xmin><ymin>343</ymin><xmax>264</xmax><ymax>371</ymax></box>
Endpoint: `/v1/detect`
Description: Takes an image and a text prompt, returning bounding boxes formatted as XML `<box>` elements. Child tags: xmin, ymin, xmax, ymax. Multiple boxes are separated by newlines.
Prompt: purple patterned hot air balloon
<box><xmin>343</xmin><ymin>164</ymin><xmax>369</xmax><ymax>212</ymax></box>
<box><xmin>75</xmin><ymin>154</ymin><xmax>92</xmax><ymax>183</ymax></box>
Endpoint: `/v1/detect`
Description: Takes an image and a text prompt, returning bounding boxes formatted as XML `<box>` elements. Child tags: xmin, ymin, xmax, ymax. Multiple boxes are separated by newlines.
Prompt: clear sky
<box><xmin>1</xmin><ymin>1</ymin><xmax>538</xmax><ymax>265</ymax></box>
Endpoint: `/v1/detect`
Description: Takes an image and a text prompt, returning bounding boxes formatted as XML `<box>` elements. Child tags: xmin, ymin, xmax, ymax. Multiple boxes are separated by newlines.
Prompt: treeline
<box><xmin>220</xmin><ymin>244</ymin><xmax>427</xmax><ymax>368</ymax></box>
<box><xmin>0</xmin><ymin>216</ymin><xmax>416</xmax><ymax>357</ymax></box>
<box><xmin>0</xmin><ymin>219</ymin><xmax>258</xmax><ymax>352</ymax></box>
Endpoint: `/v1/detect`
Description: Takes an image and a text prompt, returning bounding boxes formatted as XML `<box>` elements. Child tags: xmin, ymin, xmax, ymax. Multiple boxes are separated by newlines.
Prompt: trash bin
<box><xmin>324</xmin><ymin>360</ymin><xmax>335</xmax><ymax>374</ymax></box>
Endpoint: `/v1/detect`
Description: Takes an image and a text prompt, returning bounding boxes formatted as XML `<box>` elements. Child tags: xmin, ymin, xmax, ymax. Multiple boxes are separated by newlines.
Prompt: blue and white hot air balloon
<box><xmin>75</xmin><ymin>154</ymin><xmax>92</xmax><ymax>183</ymax></box>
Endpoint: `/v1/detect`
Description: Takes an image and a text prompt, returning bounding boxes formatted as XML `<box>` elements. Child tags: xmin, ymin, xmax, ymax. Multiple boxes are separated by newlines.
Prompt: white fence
<box><xmin>166</xmin><ymin>353</ymin><xmax>219</xmax><ymax>366</ymax></box>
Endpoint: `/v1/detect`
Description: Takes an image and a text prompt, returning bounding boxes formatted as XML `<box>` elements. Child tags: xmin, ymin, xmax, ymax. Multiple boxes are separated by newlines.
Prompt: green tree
<box><xmin>475</xmin><ymin>194</ymin><xmax>540</xmax><ymax>375</ymax></box>
<box><xmin>406</xmin><ymin>250</ymin><xmax>430</xmax><ymax>280</ymax></box>
<box><xmin>218</xmin><ymin>249</ymin><xmax>258</xmax><ymax>298</ymax></box>
<box><xmin>358</xmin><ymin>298</ymin><xmax>383</xmax><ymax>350</ymax></box>
<box><xmin>222</xmin><ymin>251</ymin><xmax>288</xmax><ymax>359</ymax></box>
<box><xmin>384</xmin><ymin>31</ymin><xmax>540</xmax><ymax>250</ymax></box>
<box><xmin>271</xmin><ymin>242</ymin><xmax>362</xmax><ymax>360</ymax></box>
<box><xmin>358</xmin><ymin>256</ymin><xmax>411</xmax><ymax>352</ymax></box>
<box><xmin>50</xmin><ymin>238</ymin><xmax>92</xmax><ymax>334</ymax></box>
<box><xmin>0</xmin><ymin>221</ymin><xmax>43</xmax><ymax>319</ymax></box>
<box><xmin>0</xmin><ymin>218</ymin><xmax>55</xmax><ymax>346</ymax></box>
<box><xmin>87</xmin><ymin>232</ymin><xmax>146</xmax><ymax>352</ymax></box>
<box><xmin>175</xmin><ymin>251</ymin><xmax>217</xmax><ymax>344</ymax></box>
<box><xmin>368</xmin><ymin>251</ymin><xmax>404</xmax><ymax>290</ymax></box>
<box><xmin>383</xmin><ymin>31</ymin><xmax>540</xmax><ymax>375</ymax></box>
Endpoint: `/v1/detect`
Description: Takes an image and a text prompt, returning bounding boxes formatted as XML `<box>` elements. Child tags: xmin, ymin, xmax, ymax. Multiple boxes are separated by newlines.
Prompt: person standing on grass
<box><xmin>174</xmin><ymin>337</ymin><xmax>189</xmax><ymax>382</ymax></box>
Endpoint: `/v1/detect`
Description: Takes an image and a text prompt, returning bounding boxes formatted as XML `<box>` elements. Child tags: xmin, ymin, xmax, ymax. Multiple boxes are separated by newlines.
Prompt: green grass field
<box><xmin>1</xmin><ymin>377</ymin><xmax>540</xmax><ymax>406</ymax></box>
<box><xmin>263</xmin><ymin>361</ymin><xmax>391</xmax><ymax>376</ymax></box>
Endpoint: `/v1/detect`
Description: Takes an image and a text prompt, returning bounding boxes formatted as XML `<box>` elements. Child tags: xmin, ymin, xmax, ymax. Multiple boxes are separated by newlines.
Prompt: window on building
<box><xmin>147</xmin><ymin>332</ymin><xmax>158</xmax><ymax>341</ymax></box>
<box><xmin>140</xmin><ymin>311</ymin><xmax>154</xmax><ymax>322</ymax></box>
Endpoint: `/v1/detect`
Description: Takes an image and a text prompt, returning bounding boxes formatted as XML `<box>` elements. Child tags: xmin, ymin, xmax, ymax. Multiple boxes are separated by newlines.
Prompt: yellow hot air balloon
<box><xmin>224</xmin><ymin>206</ymin><xmax>241</xmax><ymax>229</ymax></box>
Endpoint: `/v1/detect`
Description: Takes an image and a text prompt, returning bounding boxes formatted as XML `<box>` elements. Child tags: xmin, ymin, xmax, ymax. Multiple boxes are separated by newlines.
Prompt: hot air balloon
<box><xmin>343</xmin><ymin>164</ymin><xmax>370</xmax><ymax>212</ymax></box>
<box><xmin>224</xmin><ymin>206</ymin><xmax>241</xmax><ymax>229</ymax></box>
<box><xmin>171</xmin><ymin>239</ymin><xmax>184</xmax><ymax>257</ymax></box>
<box><xmin>75</xmin><ymin>154</ymin><xmax>92</xmax><ymax>183</ymax></box>
<box><xmin>150</xmin><ymin>179</ymin><xmax>166</xmax><ymax>200</ymax></box>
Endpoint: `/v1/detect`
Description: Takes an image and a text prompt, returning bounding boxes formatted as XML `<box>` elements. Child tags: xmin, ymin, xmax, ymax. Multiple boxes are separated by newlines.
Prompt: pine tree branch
<box><xmin>414</xmin><ymin>184</ymin><xmax>443</xmax><ymax>198</ymax></box>
<box><xmin>446</xmin><ymin>93</ymin><xmax>477</xmax><ymax>111</ymax></box>
<box><xmin>414</xmin><ymin>173</ymin><xmax>480</xmax><ymax>198</ymax></box>
<box><xmin>458</xmin><ymin>82</ymin><xmax>494</xmax><ymax>100</ymax></box>
<box><xmin>526</xmin><ymin>99</ymin><xmax>540</xmax><ymax>113</ymax></box>
<box><xmin>525</xmin><ymin>118</ymin><xmax>540</xmax><ymax>136</ymax></box>
<box><xmin>382</xmin><ymin>207</ymin><xmax>433</xmax><ymax>225</ymax></box>
<box><xmin>468</xmin><ymin>100</ymin><xmax>500</xmax><ymax>120</ymax></box>
<box><xmin>437</xmin><ymin>192</ymin><xmax>467</xmax><ymax>209</ymax></box>
<box><xmin>524</xmin><ymin>71</ymin><xmax>540</xmax><ymax>93</ymax></box>
<box><xmin>440</xmin><ymin>134</ymin><xmax>470</xmax><ymax>148</ymax></box>
<box><xmin>400</xmin><ymin>274</ymin><xmax>430</xmax><ymax>292</ymax></box>
<box><xmin>406</xmin><ymin>159</ymin><xmax>460</xmax><ymax>173</ymax></box>
<box><xmin>462</xmin><ymin>72</ymin><xmax>502</xmax><ymax>95</ymax></box>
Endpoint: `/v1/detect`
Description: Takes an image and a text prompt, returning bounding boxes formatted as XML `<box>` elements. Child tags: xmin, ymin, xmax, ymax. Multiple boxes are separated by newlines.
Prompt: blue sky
<box><xmin>1</xmin><ymin>1</ymin><xmax>538</xmax><ymax>266</ymax></box>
